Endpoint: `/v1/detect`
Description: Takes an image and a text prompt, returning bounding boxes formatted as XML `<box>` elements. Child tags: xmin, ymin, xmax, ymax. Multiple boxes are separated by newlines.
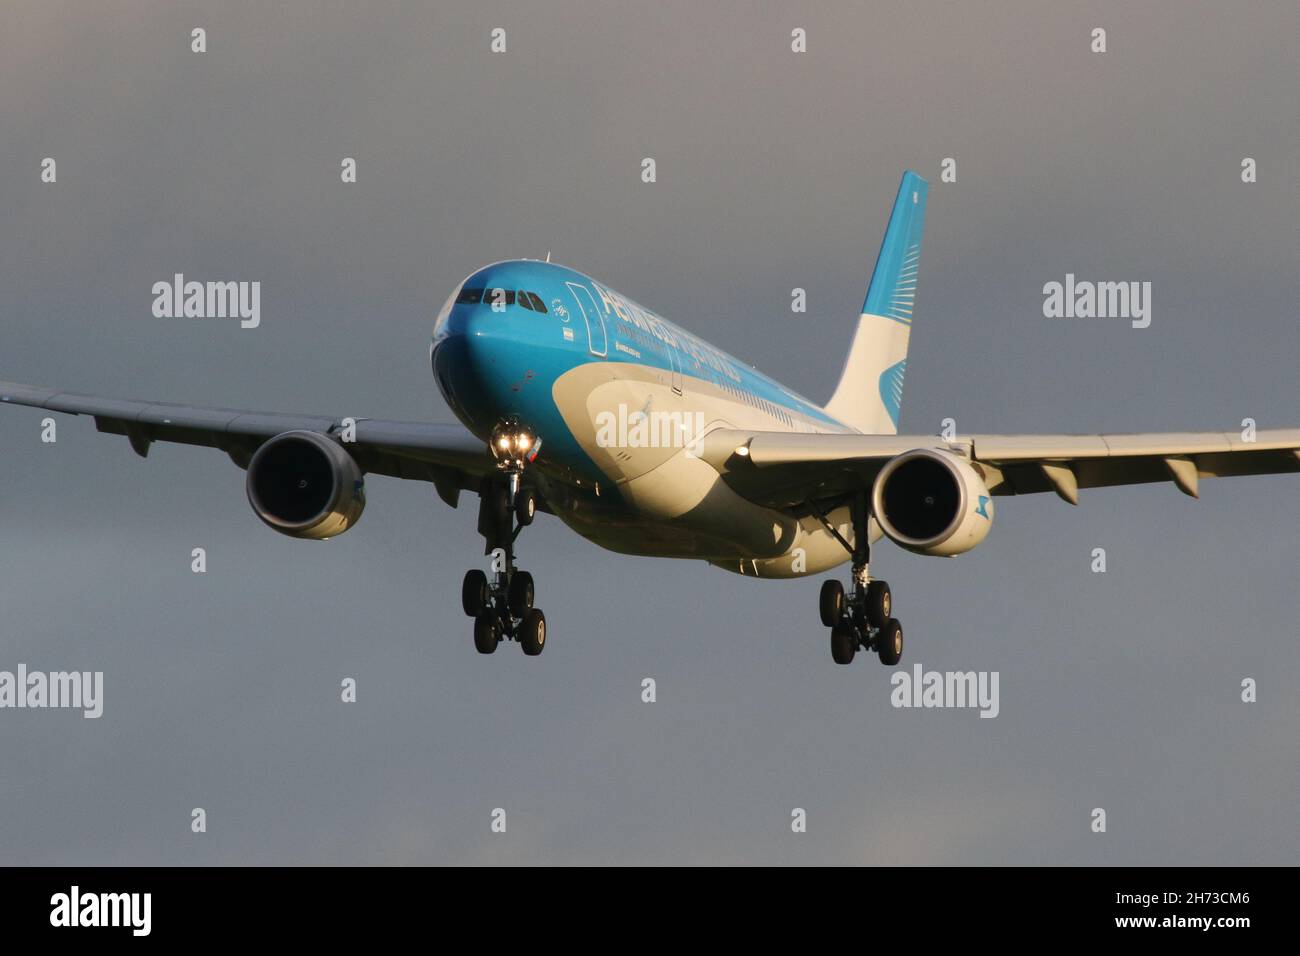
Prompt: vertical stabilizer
<box><xmin>823</xmin><ymin>171</ymin><xmax>928</xmax><ymax>434</ymax></box>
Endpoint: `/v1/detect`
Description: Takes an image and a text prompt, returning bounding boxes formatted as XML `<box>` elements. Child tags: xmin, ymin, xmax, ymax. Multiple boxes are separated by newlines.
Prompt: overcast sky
<box><xmin>1</xmin><ymin>1</ymin><xmax>1298</xmax><ymax>864</ymax></box>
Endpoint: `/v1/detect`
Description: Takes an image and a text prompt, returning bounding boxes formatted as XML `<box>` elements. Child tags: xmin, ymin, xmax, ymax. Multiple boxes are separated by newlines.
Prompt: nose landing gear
<box><xmin>812</xmin><ymin>493</ymin><xmax>904</xmax><ymax>667</ymax></box>
<box><xmin>461</xmin><ymin>419</ymin><xmax>547</xmax><ymax>656</ymax></box>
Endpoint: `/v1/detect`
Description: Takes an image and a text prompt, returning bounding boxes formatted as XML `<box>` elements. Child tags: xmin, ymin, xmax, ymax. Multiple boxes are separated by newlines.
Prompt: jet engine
<box><xmin>870</xmin><ymin>448</ymin><xmax>994</xmax><ymax>556</ymax></box>
<box><xmin>245</xmin><ymin>430</ymin><xmax>365</xmax><ymax>539</ymax></box>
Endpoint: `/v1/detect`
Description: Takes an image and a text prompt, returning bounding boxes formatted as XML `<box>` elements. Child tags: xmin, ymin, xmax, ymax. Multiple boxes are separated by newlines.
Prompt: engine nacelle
<box><xmin>871</xmin><ymin>448</ymin><xmax>994</xmax><ymax>556</ymax></box>
<box><xmin>245</xmin><ymin>430</ymin><xmax>365</xmax><ymax>539</ymax></box>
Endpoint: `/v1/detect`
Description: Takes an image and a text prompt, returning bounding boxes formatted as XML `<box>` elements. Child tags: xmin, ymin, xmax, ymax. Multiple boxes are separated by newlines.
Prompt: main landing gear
<box><xmin>461</xmin><ymin>419</ymin><xmax>547</xmax><ymax>657</ymax></box>
<box><xmin>812</xmin><ymin>493</ymin><xmax>904</xmax><ymax>667</ymax></box>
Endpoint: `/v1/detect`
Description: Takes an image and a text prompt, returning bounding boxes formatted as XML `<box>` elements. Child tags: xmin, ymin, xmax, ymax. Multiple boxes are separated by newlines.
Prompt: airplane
<box><xmin>5</xmin><ymin>170</ymin><xmax>1300</xmax><ymax>666</ymax></box>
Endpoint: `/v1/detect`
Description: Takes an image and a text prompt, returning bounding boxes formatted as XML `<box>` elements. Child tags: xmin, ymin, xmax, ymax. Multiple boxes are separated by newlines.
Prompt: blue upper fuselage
<box><xmin>431</xmin><ymin>259</ymin><xmax>845</xmax><ymax>483</ymax></box>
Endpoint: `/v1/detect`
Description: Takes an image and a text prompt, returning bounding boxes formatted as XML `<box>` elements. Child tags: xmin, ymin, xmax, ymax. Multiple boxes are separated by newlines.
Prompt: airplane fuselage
<box><xmin>431</xmin><ymin>259</ymin><xmax>862</xmax><ymax>577</ymax></box>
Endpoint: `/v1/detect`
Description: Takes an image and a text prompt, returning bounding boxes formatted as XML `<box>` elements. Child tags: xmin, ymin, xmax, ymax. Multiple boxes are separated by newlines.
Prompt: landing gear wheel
<box><xmin>865</xmin><ymin>580</ymin><xmax>892</xmax><ymax>628</ymax></box>
<box><xmin>519</xmin><ymin>608</ymin><xmax>547</xmax><ymax>656</ymax></box>
<box><xmin>462</xmin><ymin>569</ymin><xmax>489</xmax><ymax>617</ymax></box>
<box><xmin>508</xmin><ymin>570</ymin><xmax>534</xmax><ymax>617</ymax></box>
<box><xmin>819</xmin><ymin>580</ymin><xmax>844</xmax><ymax>628</ymax></box>
<box><xmin>876</xmin><ymin>617</ymin><xmax>903</xmax><ymax>666</ymax></box>
<box><xmin>514</xmin><ymin>488</ymin><xmax>536</xmax><ymax>526</ymax></box>
<box><xmin>830</xmin><ymin>623</ymin><xmax>856</xmax><ymax>665</ymax></box>
<box><xmin>473</xmin><ymin>611</ymin><xmax>501</xmax><ymax>654</ymax></box>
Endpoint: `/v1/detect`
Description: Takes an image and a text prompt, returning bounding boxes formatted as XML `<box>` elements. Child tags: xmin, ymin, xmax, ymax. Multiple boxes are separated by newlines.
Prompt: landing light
<box><xmin>736</xmin><ymin>445</ymin><xmax>750</xmax><ymax>457</ymax></box>
<box><xmin>489</xmin><ymin>418</ymin><xmax>539</xmax><ymax>469</ymax></box>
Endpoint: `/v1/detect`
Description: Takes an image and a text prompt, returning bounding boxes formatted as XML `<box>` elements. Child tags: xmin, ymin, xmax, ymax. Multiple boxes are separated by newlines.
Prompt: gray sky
<box><xmin>1</xmin><ymin>1</ymin><xmax>1298</xmax><ymax>864</ymax></box>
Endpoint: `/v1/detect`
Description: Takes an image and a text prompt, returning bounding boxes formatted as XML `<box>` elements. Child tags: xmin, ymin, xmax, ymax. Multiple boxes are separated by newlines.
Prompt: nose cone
<box><xmin>432</xmin><ymin>307</ymin><xmax>512</xmax><ymax>436</ymax></box>
<box><xmin>433</xmin><ymin>261</ymin><xmax>560</xmax><ymax>438</ymax></box>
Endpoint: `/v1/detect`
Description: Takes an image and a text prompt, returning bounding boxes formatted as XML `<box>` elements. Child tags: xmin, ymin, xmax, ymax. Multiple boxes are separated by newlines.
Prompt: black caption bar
<box><xmin>0</xmin><ymin>866</ymin><xmax>1285</xmax><ymax>941</ymax></box>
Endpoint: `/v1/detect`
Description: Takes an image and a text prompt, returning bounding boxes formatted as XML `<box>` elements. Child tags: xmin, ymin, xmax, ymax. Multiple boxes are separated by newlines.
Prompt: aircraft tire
<box><xmin>474</xmin><ymin>611</ymin><xmax>501</xmax><ymax>654</ymax></box>
<box><xmin>508</xmin><ymin>570</ymin><xmax>534</xmax><ymax>617</ymax></box>
<box><xmin>515</xmin><ymin>489</ymin><xmax>536</xmax><ymax>526</ymax></box>
<box><xmin>819</xmin><ymin>580</ymin><xmax>844</xmax><ymax>628</ymax></box>
<box><xmin>520</xmin><ymin>608</ymin><xmax>546</xmax><ymax>656</ymax></box>
<box><xmin>866</xmin><ymin>580</ymin><xmax>892</xmax><ymax>628</ymax></box>
<box><xmin>830</xmin><ymin>623</ymin><xmax>856</xmax><ymax>665</ymax></box>
<box><xmin>462</xmin><ymin>569</ymin><xmax>489</xmax><ymax>617</ymax></box>
<box><xmin>876</xmin><ymin>618</ymin><xmax>903</xmax><ymax>666</ymax></box>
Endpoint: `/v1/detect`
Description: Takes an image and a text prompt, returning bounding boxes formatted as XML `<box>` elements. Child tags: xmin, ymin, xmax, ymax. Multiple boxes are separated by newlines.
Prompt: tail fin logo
<box><xmin>877</xmin><ymin>359</ymin><xmax>907</xmax><ymax>430</ymax></box>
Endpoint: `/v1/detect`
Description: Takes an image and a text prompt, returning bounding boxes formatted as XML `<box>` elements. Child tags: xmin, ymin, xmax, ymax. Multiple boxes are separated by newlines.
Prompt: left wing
<box><xmin>0</xmin><ymin>379</ymin><xmax>493</xmax><ymax>507</ymax></box>
<box><xmin>697</xmin><ymin>427</ymin><xmax>1300</xmax><ymax>510</ymax></box>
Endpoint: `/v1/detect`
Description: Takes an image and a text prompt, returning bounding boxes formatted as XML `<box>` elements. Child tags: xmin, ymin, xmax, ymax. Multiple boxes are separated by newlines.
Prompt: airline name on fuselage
<box><xmin>589</xmin><ymin>281</ymin><xmax>742</xmax><ymax>383</ymax></box>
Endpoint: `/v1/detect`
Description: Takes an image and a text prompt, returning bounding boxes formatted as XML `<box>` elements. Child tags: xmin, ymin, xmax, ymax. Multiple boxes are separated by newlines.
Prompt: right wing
<box><xmin>0</xmin><ymin>379</ymin><xmax>494</xmax><ymax>507</ymax></box>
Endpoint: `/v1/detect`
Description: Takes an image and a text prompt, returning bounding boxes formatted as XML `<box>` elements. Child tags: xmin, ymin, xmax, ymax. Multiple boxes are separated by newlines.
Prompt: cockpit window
<box><xmin>454</xmin><ymin>286</ymin><xmax>548</xmax><ymax>313</ymax></box>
